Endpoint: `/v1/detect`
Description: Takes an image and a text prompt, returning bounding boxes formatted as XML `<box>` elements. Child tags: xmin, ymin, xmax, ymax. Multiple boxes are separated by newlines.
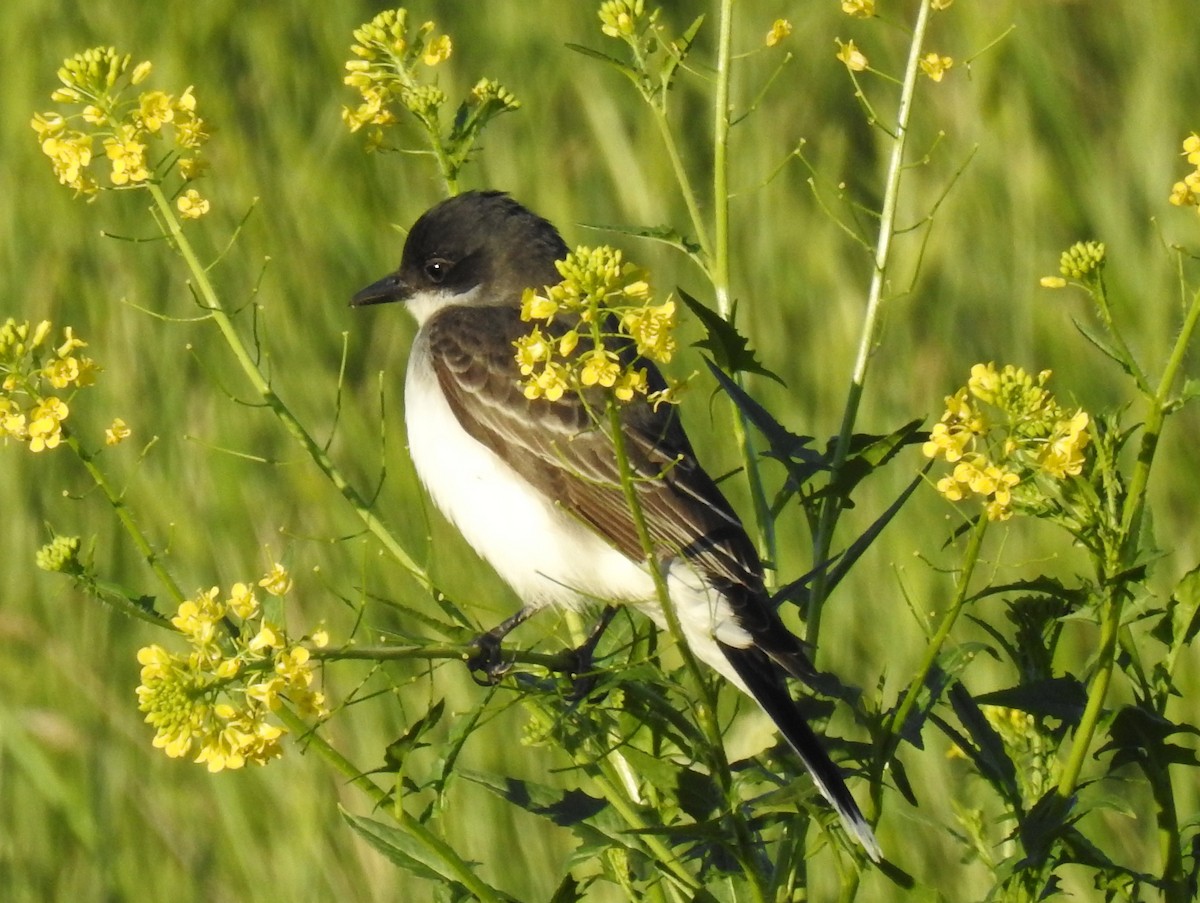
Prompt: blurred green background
<box><xmin>3</xmin><ymin>1</ymin><xmax>1199</xmax><ymax>900</ymax></box>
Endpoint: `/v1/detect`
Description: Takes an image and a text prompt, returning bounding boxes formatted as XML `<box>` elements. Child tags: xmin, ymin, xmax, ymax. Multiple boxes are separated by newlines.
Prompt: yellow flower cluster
<box><xmin>923</xmin><ymin>363</ymin><xmax>1090</xmax><ymax>521</ymax></box>
<box><xmin>1</xmin><ymin>319</ymin><xmax>99</xmax><ymax>453</ymax></box>
<box><xmin>35</xmin><ymin>534</ymin><xmax>83</xmax><ymax>574</ymax></box>
<box><xmin>31</xmin><ymin>47</ymin><xmax>208</xmax><ymax>205</ymax></box>
<box><xmin>599</xmin><ymin>0</ymin><xmax>646</xmax><ymax>39</ymax></box>
<box><xmin>1169</xmin><ymin>134</ymin><xmax>1200</xmax><ymax>212</ymax></box>
<box><xmin>136</xmin><ymin>564</ymin><xmax>328</xmax><ymax>772</ymax></box>
<box><xmin>516</xmin><ymin>246</ymin><xmax>683</xmax><ymax>408</ymax></box>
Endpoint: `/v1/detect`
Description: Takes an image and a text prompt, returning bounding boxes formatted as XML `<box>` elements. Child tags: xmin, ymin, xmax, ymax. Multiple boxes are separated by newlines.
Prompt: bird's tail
<box><xmin>719</xmin><ymin>642</ymin><xmax>882</xmax><ymax>862</ymax></box>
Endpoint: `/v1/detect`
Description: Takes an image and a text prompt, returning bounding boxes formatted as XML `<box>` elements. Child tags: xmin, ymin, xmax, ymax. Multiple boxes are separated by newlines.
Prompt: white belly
<box><xmin>403</xmin><ymin>336</ymin><xmax>752</xmax><ymax>686</ymax></box>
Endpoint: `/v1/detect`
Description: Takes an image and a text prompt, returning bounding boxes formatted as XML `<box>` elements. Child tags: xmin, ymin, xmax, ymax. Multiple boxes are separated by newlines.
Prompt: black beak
<box><xmin>351</xmin><ymin>272</ymin><xmax>410</xmax><ymax>307</ymax></box>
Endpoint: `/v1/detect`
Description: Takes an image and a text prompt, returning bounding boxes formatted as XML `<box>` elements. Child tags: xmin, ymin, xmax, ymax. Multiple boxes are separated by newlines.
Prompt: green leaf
<box><xmin>382</xmin><ymin>699</ymin><xmax>445</xmax><ymax>770</ymax></box>
<box><xmin>947</xmin><ymin>682</ymin><xmax>1019</xmax><ymax>800</ymax></box>
<box><xmin>1071</xmin><ymin>316</ymin><xmax>1136</xmax><ymax>378</ymax></box>
<box><xmin>974</xmin><ymin>676</ymin><xmax>1088</xmax><ymax>724</ymax></box>
<box><xmin>704</xmin><ymin>357</ymin><xmax>819</xmax><ymax>471</ymax></box>
<box><xmin>460</xmin><ymin>769</ymin><xmax>608</xmax><ymax>827</ymax></box>
<box><xmin>340</xmin><ymin>808</ymin><xmax>474</xmax><ymax>891</ymax></box>
<box><xmin>549</xmin><ymin>874</ymin><xmax>586</xmax><ymax>903</ymax></box>
<box><xmin>660</xmin><ymin>15</ymin><xmax>705</xmax><ymax>89</ymax></box>
<box><xmin>677</xmin><ymin>287</ymin><xmax>783</xmax><ymax>383</ymax></box>
<box><xmin>1096</xmin><ymin>705</ymin><xmax>1200</xmax><ymax>770</ymax></box>
<box><xmin>818</xmin><ymin>419</ymin><xmax>925</xmax><ymax>500</ymax></box>
<box><xmin>585</xmin><ymin>221</ymin><xmax>702</xmax><ymax>260</ymax></box>
<box><xmin>1153</xmin><ymin>563</ymin><xmax>1200</xmax><ymax>649</ymax></box>
<box><xmin>565</xmin><ymin>42</ymin><xmax>639</xmax><ymax>83</ymax></box>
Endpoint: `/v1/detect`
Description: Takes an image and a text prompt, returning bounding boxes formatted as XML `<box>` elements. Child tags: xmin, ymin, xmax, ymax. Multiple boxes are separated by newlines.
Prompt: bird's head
<box><xmin>351</xmin><ymin>190</ymin><xmax>569</xmax><ymax>324</ymax></box>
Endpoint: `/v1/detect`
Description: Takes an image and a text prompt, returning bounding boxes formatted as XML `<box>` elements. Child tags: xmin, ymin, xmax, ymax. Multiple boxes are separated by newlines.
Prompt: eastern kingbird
<box><xmin>352</xmin><ymin>190</ymin><xmax>880</xmax><ymax>860</ymax></box>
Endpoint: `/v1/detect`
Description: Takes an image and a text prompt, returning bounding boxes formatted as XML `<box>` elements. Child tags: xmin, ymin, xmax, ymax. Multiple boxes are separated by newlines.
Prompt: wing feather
<box><xmin>424</xmin><ymin>305</ymin><xmax>762</xmax><ymax>592</ymax></box>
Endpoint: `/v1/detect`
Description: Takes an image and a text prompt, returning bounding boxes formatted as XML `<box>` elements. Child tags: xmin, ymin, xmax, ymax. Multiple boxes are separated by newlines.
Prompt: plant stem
<box><xmin>1057</xmin><ymin>286</ymin><xmax>1200</xmax><ymax>801</ymax></box>
<box><xmin>709</xmin><ymin>0</ymin><xmax>777</xmax><ymax>580</ymax></box>
<box><xmin>66</xmin><ymin>433</ymin><xmax>186</xmax><ymax>608</ymax></box>
<box><xmin>874</xmin><ymin>513</ymin><xmax>988</xmax><ymax>813</ymax></box>
<box><xmin>146</xmin><ymin>184</ymin><xmax>432</xmax><ymax>594</ymax></box>
<box><xmin>808</xmin><ymin>0</ymin><xmax>934</xmax><ymax>646</ymax></box>
<box><xmin>605</xmin><ymin>399</ymin><xmax>764</xmax><ymax>900</ymax></box>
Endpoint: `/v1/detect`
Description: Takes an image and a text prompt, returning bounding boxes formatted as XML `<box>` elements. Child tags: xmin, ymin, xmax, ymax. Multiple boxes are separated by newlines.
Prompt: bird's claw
<box><xmin>466</xmin><ymin>631</ymin><xmax>512</xmax><ymax>685</ymax></box>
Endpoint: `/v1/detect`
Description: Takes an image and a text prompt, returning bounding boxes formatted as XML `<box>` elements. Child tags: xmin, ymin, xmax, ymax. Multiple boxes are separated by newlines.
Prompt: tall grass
<box><xmin>3</xmin><ymin>1</ymin><xmax>1199</xmax><ymax>900</ymax></box>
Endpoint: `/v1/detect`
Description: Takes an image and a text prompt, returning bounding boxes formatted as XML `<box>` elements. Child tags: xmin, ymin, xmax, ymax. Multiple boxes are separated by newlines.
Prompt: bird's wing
<box><xmin>424</xmin><ymin>304</ymin><xmax>763</xmax><ymax>592</ymax></box>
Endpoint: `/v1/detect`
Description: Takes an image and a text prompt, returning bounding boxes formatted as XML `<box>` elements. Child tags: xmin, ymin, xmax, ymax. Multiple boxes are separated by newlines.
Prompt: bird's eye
<box><xmin>424</xmin><ymin>258</ymin><xmax>450</xmax><ymax>283</ymax></box>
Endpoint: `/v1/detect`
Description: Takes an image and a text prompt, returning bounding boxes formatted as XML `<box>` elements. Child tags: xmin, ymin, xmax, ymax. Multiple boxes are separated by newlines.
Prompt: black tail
<box><xmin>720</xmin><ymin>642</ymin><xmax>881</xmax><ymax>862</ymax></box>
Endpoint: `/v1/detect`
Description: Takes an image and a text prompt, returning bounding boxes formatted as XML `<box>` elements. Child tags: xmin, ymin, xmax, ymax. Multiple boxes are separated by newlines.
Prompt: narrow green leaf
<box><xmin>1072</xmin><ymin>316</ymin><xmax>1133</xmax><ymax>376</ymax></box>
<box><xmin>460</xmin><ymin>769</ymin><xmax>608</xmax><ymax>826</ymax></box>
<box><xmin>340</xmin><ymin>809</ymin><xmax>467</xmax><ymax>888</ymax></box>
<box><xmin>565</xmin><ymin>42</ymin><xmax>639</xmax><ymax>82</ymax></box>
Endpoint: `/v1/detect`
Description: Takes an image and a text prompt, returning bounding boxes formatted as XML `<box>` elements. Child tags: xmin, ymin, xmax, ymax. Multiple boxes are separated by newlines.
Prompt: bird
<box><xmin>351</xmin><ymin>190</ymin><xmax>880</xmax><ymax>861</ymax></box>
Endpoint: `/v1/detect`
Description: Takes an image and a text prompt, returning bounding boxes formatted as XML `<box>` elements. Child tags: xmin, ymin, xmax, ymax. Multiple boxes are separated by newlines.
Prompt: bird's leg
<box><xmin>467</xmin><ymin>606</ymin><xmax>536</xmax><ymax>685</ymax></box>
<box><xmin>563</xmin><ymin>605</ymin><xmax>619</xmax><ymax>700</ymax></box>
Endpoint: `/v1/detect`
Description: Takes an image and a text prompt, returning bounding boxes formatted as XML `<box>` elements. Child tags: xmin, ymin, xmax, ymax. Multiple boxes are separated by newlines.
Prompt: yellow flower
<box><xmin>1040</xmin><ymin>276</ymin><xmax>1068</xmax><ymax>288</ymax></box>
<box><xmin>520</xmin><ymin>287</ymin><xmax>560</xmax><ymax>321</ymax></box>
<box><xmin>176</xmin><ymin>188</ymin><xmax>210</xmax><ymax>220</ymax></box>
<box><xmin>1039</xmin><ymin>410</ymin><xmax>1090</xmax><ymax>479</ymax></box>
<box><xmin>258</xmin><ymin>562</ymin><xmax>293</xmax><ymax>597</ymax></box>
<box><xmin>422</xmin><ymin>32</ymin><xmax>452</xmax><ymax>66</ymax></box>
<box><xmin>103</xmin><ymin>124</ymin><xmax>150</xmax><ymax>185</ymax></box>
<box><xmin>623</xmin><ymin>299</ymin><xmax>678</xmax><ymax>363</ymax></box>
<box><xmin>171</xmin><ymin>587</ymin><xmax>225</xmax><ymax>646</ymax></box>
<box><xmin>580</xmin><ymin>349</ymin><xmax>621</xmax><ymax>388</ymax></box>
<box><xmin>249</xmin><ymin>623</ymin><xmax>284</xmax><ymax>653</ymax></box>
<box><xmin>614</xmin><ymin>368</ymin><xmax>649</xmax><ymax>402</ymax></box>
<box><xmin>841</xmin><ymin>0</ymin><xmax>875</xmax><ymax>18</ymax></box>
<box><xmin>765</xmin><ymin>19</ymin><xmax>792</xmax><ymax>47</ymax></box>
<box><xmin>57</xmin><ymin>326</ymin><xmax>87</xmax><ymax>358</ymax></box>
<box><xmin>41</xmin><ymin>131</ymin><xmax>95</xmax><ymax>193</ymax></box>
<box><xmin>835</xmin><ymin>39</ymin><xmax>869</xmax><ymax>72</ymax></box>
<box><xmin>135</xmin><ymin>91</ymin><xmax>174</xmax><ymax>132</ymax></box>
<box><xmin>1183</xmin><ymin>133</ymin><xmax>1200</xmax><ymax>167</ymax></box>
<box><xmin>919</xmin><ymin>53</ymin><xmax>953</xmax><ymax>82</ymax></box>
<box><xmin>227</xmin><ymin>582</ymin><xmax>259</xmax><ymax>619</ymax></box>
<box><xmin>44</xmin><ymin>356</ymin><xmax>81</xmax><ymax>389</ymax></box>
<box><xmin>27</xmin><ymin>397</ymin><xmax>68</xmax><ymax>452</ymax></box>
<box><xmin>524</xmin><ymin>362</ymin><xmax>571</xmax><ymax>402</ymax></box>
<box><xmin>514</xmin><ymin>328</ymin><xmax>554</xmax><ymax>375</ymax></box>
<box><xmin>105</xmin><ymin>417</ymin><xmax>131</xmax><ymax>445</ymax></box>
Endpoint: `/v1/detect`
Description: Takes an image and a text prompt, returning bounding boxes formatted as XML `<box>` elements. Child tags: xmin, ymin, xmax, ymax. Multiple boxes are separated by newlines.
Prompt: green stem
<box><xmin>1057</xmin><ymin>287</ymin><xmax>1200</xmax><ymax>800</ymax></box>
<box><xmin>710</xmin><ymin>0</ymin><xmax>776</xmax><ymax>580</ymax></box>
<box><xmin>1055</xmin><ymin>584</ymin><xmax>1120</xmax><ymax>799</ymax></box>
<box><xmin>145</xmin><ymin>184</ymin><xmax>432</xmax><ymax>593</ymax></box>
<box><xmin>66</xmin><ymin>433</ymin><xmax>186</xmax><ymax>608</ymax></box>
<box><xmin>589</xmin><ymin>768</ymin><xmax>703</xmax><ymax>897</ymax></box>
<box><xmin>274</xmin><ymin>707</ymin><xmax>507</xmax><ymax>903</ymax></box>
<box><xmin>874</xmin><ymin>513</ymin><xmax>988</xmax><ymax>813</ymax></box>
<box><xmin>605</xmin><ymin>399</ymin><xmax>764</xmax><ymax>901</ymax></box>
<box><xmin>808</xmin><ymin>0</ymin><xmax>934</xmax><ymax>647</ymax></box>
<box><xmin>1146</xmin><ymin>751</ymin><xmax>1187</xmax><ymax>903</ymax></box>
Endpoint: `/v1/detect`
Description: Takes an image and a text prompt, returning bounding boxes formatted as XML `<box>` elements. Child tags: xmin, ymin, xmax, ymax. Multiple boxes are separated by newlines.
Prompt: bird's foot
<box><xmin>466</xmin><ymin>630</ymin><xmax>513</xmax><ymax>685</ymax></box>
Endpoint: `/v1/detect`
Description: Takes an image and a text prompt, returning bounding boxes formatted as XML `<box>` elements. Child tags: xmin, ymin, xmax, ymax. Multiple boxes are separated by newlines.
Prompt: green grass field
<box><xmin>4</xmin><ymin>1</ymin><xmax>1200</xmax><ymax>900</ymax></box>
